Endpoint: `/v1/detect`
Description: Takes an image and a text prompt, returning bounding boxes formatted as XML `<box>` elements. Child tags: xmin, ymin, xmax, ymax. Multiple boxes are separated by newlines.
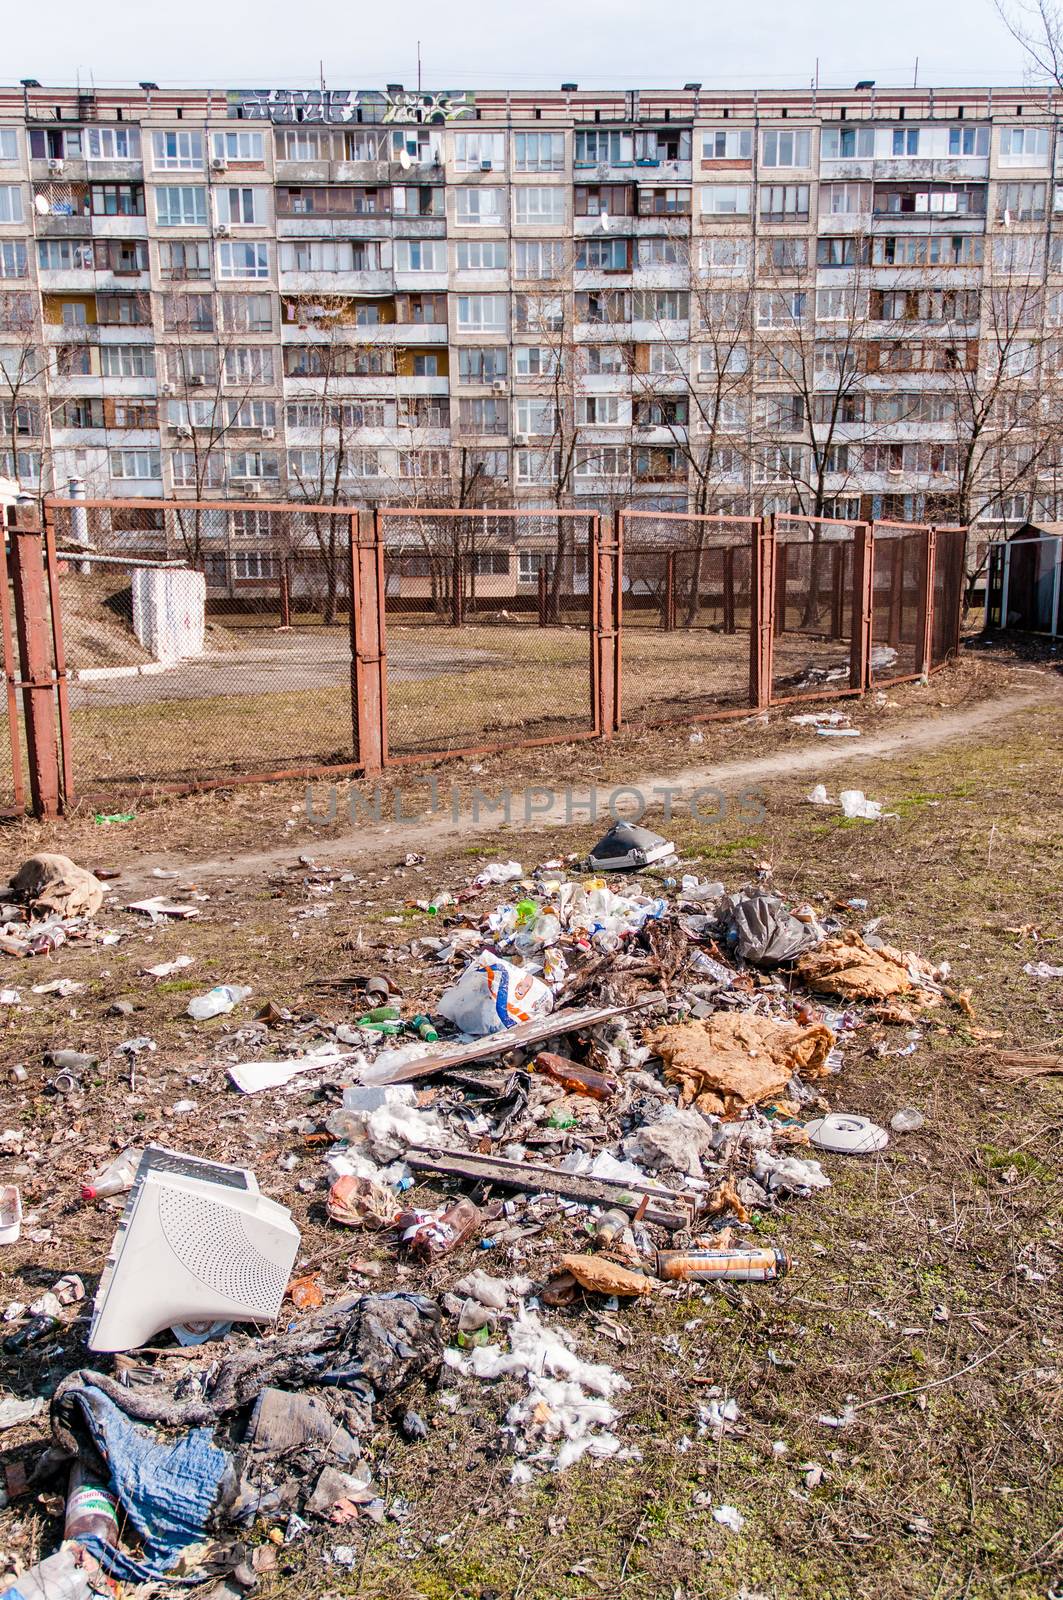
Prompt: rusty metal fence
<box><xmin>1</xmin><ymin>498</ymin><xmax>966</xmax><ymax>817</ymax></box>
<box><xmin>377</xmin><ymin>508</ymin><xmax>604</xmax><ymax>760</ymax></box>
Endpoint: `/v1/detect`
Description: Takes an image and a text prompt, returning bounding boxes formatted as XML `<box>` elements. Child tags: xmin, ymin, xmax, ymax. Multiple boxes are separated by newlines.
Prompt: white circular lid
<box><xmin>803</xmin><ymin>1113</ymin><xmax>889</xmax><ymax>1155</ymax></box>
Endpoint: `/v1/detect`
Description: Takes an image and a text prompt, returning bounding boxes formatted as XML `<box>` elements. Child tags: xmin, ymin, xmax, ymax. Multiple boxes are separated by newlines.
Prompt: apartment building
<box><xmin>2</xmin><ymin>79</ymin><xmax>1063</xmax><ymax>547</ymax></box>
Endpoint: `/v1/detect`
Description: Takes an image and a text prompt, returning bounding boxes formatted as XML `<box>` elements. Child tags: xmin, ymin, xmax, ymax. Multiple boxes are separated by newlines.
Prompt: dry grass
<box><xmin>0</xmin><ymin>681</ymin><xmax>1061</xmax><ymax>1597</ymax></box>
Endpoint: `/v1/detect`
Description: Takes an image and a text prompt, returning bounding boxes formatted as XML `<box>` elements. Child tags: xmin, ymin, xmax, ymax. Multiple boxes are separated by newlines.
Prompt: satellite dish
<box><xmin>599</xmin><ymin>209</ymin><xmax>610</xmax><ymax>232</ymax></box>
<box><xmin>34</xmin><ymin>194</ymin><xmax>50</xmax><ymax>216</ymax></box>
<box><xmin>399</xmin><ymin>148</ymin><xmax>412</xmax><ymax>171</ymax></box>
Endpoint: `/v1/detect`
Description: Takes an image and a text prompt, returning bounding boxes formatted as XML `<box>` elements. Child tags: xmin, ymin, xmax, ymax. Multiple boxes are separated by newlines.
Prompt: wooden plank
<box><xmin>367</xmin><ymin>992</ymin><xmax>664</xmax><ymax>1085</ymax></box>
<box><xmin>405</xmin><ymin>1144</ymin><xmax>696</xmax><ymax>1230</ymax></box>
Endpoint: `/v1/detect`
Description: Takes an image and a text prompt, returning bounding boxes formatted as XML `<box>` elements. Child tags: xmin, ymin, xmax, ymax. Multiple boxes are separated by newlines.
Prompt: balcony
<box><xmin>277</xmin><ymin>269</ymin><xmax>394</xmax><ymax>295</ymax></box>
<box><xmin>821</xmin><ymin>157</ymin><xmax>989</xmax><ymax>182</ymax></box>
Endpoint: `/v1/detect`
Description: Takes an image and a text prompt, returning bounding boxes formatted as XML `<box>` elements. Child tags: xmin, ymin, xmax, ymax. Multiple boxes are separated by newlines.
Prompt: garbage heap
<box><xmin>3</xmin><ymin>828</ymin><xmax>954</xmax><ymax>1597</ymax></box>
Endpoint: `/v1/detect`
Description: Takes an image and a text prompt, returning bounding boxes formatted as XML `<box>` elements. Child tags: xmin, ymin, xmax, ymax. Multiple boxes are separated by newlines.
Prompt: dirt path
<box><xmin>118</xmin><ymin>682</ymin><xmax>1061</xmax><ymax>889</ymax></box>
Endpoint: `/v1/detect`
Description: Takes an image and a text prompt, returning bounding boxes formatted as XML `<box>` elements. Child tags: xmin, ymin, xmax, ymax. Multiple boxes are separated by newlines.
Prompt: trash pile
<box><xmin>0</xmin><ymin>826</ymin><xmax>959</xmax><ymax>1594</ymax></box>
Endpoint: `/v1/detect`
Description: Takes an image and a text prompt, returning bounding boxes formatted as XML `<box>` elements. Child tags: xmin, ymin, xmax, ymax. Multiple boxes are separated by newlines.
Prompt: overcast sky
<box><xmin>4</xmin><ymin>0</ymin><xmax>1043</xmax><ymax>92</ymax></box>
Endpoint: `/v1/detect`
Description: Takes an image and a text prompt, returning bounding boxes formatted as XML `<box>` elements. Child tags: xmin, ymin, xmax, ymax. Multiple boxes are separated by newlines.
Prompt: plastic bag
<box><xmin>436</xmin><ymin>955</ymin><xmax>552</xmax><ymax>1037</ymax></box>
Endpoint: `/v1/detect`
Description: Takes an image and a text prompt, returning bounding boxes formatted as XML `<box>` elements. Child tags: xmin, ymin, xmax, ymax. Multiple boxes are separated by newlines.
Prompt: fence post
<box><xmin>772</xmin><ymin>538</ymin><xmax>788</xmax><ymax>638</ymax></box>
<box><xmin>750</xmin><ymin>514</ymin><xmax>776</xmax><ymax>709</ymax></box>
<box><xmin>7</xmin><ymin>500</ymin><xmax>61</xmax><ymax>819</ymax></box>
<box><xmin>451</xmin><ymin>548</ymin><xmax>463</xmax><ymax>627</ymax></box>
<box><xmin>279</xmin><ymin>558</ymin><xmax>292</xmax><ymax>629</ymax></box>
<box><xmin>593</xmin><ymin>513</ymin><xmax>620</xmax><ymax>737</ymax></box>
<box><xmin>663</xmin><ymin>550</ymin><xmax>676</xmax><ymax>631</ymax></box>
<box><xmin>42</xmin><ymin>501</ymin><xmax>74</xmax><ymax>806</ymax></box>
<box><xmin>537</xmin><ymin>565</ymin><xmax>548</xmax><ymax>627</ymax></box>
<box><xmin>349</xmin><ymin>510</ymin><xmax>386</xmax><ymax>778</ymax></box>
<box><xmin>830</xmin><ymin>543</ymin><xmax>845</xmax><ymax>640</ymax></box>
<box><xmin>917</xmin><ymin>524</ymin><xmax>938</xmax><ymax>676</ymax></box>
<box><xmin>850</xmin><ymin>519</ymin><xmax>875</xmax><ymax>691</ymax></box>
<box><xmin>722</xmin><ymin>546</ymin><xmax>736</xmax><ymax>634</ymax></box>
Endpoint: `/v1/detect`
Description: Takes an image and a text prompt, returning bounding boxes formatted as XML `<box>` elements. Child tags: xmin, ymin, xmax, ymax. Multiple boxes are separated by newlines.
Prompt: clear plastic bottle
<box><xmin>4</xmin><ymin>1546</ymin><xmax>100</xmax><ymax>1600</ymax></box>
<box><xmin>186</xmin><ymin>984</ymin><xmax>251</xmax><ymax>1021</ymax></box>
<box><xmin>81</xmin><ymin>1147</ymin><xmax>142</xmax><ymax>1202</ymax></box>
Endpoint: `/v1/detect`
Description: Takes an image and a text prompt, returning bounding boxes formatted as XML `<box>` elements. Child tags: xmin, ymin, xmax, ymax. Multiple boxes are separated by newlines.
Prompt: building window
<box><xmin>759</xmin><ymin>237</ymin><xmax>808</xmax><ymax>272</ymax></box>
<box><xmin>395</xmin><ymin>239</ymin><xmax>446</xmax><ymax>272</ymax></box>
<box><xmin>514</xmin><ymin>239</ymin><xmax>566</xmax><ymax>278</ymax></box>
<box><xmin>700</xmin><ymin>236</ymin><xmax>749</xmax><ymax>273</ymax></box>
<box><xmin>85</xmin><ymin>127</ymin><xmax>141</xmax><ymax>161</ymax></box>
<box><xmin>575</xmin><ymin>130</ymin><xmax>633</xmax><ymax>165</ymax></box>
<box><xmin>110</xmin><ymin>449</ymin><xmax>160</xmax><ymax>480</ymax></box>
<box><xmin>455</xmin><ymin>240</ymin><xmax>507</xmax><ymax>270</ymax></box>
<box><xmin>156</xmin><ymin>186</ymin><xmax>208</xmax><ymax>227</ymax></box>
<box><xmin>819</xmin><ymin>182</ymin><xmax>871</xmax><ymax>216</ymax></box>
<box><xmin>171</xmin><ymin>449</ymin><xmax>225</xmax><ymax>488</ymax></box>
<box><xmin>577</xmin><ymin>395</ymin><xmax>624</xmax><ymax>424</ymax></box>
<box><xmin>217</xmin><ymin>241</ymin><xmax>270</xmax><ymax>280</ymax></box>
<box><xmin>514</xmin><ymin>132</ymin><xmax>565</xmax><ymax>172</ymax></box>
<box><xmin>455</xmin><ymin>188</ymin><xmax>504</xmax><ymax>225</ymax></box>
<box><xmin>514</xmin><ymin>187</ymin><xmax>566</xmax><ymax>224</ymax></box>
<box><xmin>514</xmin><ymin>345</ymin><xmax>561</xmax><ymax>377</ymax></box>
<box><xmin>412</xmin><ymin>353</ymin><xmax>439</xmax><ymax>376</ymax></box>
<box><xmin>761</xmin><ymin>129</ymin><xmax>811</xmax><ymax>167</ymax></box>
<box><xmin>0</xmin><ymin>130</ymin><xmax>18</xmax><ymax>165</ymax></box>
<box><xmin>0</xmin><ymin>185</ymin><xmax>23</xmax><ymax>224</ymax></box>
<box><xmin>163</xmin><ymin>293</ymin><xmax>214</xmax><ymax>332</ymax></box>
<box><xmin>576</xmin><ymin>237</ymin><xmax>631</xmax><ymax>270</ymax></box>
<box><xmin>514</xmin><ymin>397</ymin><xmax>558</xmax><ymax>435</ymax></box>
<box><xmin>456</xmin><ymin>293</ymin><xmax>507</xmax><ymax>331</ymax></box>
<box><xmin>759</xmin><ymin>183</ymin><xmax>809</xmax><ymax>221</ymax></box>
<box><xmin>229</xmin><ymin>450</ymin><xmax>279</xmax><ymax>480</ymax></box>
<box><xmin>996</xmin><ymin>182</ymin><xmax>1046</xmax><ymax>221</ymax></box>
<box><xmin>224</xmin><ymin>346</ymin><xmax>275</xmax><ymax>384</ymax></box>
<box><xmin>457</xmin><ymin>346</ymin><xmax>508</xmax><ymax>383</ymax></box>
<box><xmin>575</xmin><ymin>444</ymin><xmax>629</xmax><ymax>477</ymax></box>
<box><xmin>890</xmin><ymin>128</ymin><xmax>921</xmax><ymax>156</ymax></box>
<box><xmin>152</xmin><ymin>131</ymin><xmax>204</xmax><ymax>171</ymax></box>
<box><xmin>214</xmin><ymin>187</ymin><xmax>268</xmax><ymax>226</ymax></box>
<box><xmin>817</xmin><ymin>237</ymin><xmax>859</xmax><ymax>268</ymax></box>
<box><xmin>999</xmin><ymin>127</ymin><xmax>1050</xmax><ymax>163</ymax></box>
<box><xmin>158</xmin><ymin>239</ymin><xmax>211</xmax><ymax>280</ymax></box>
<box><xmin>948</xmin><ymin>126</ymin><xmax>990</xmax><ymax>156</ymax></box>
<box><xmin>700</xmin><ymin>185</ymin><xmax>750</xmax><ymax>216</ymax></box>
<box><xmin>212</xmin><ymin>131</ymin><xmax>265</xmax><ymax>163</ymax></box>
<box><xmin>701</xmin><ymin>129</ymin><xmax>752</xmax><ymax>160</ymax></box>
<box><xmin>458</xmin><ymin>396</ymin><xmax>507</xmax><ymax>432</ymax></box>
<box><xmin>574</xmin><ymin>184</ymin><xmax>633</xmax><ymax>216</ymax></box>
<box><xmin>100</xmin><ymin>344</ymin><xmax>155</xmax><ymax>377</ymax></box>
<box><xmin>39</xmin><ymin>240</ymin><xmax>94</xmax><ymax>272</ymax></box>
<box><xmin>633</xmin><ymin>290</ymin><xmax>689</xmax><ymax>321</ymax></box>
<box><xmin>219</xmin><ymin>292</ymin><xmax>273</xmax><ymax>333</ymax></box>
<box><xmin>757</xmin><ymin>290</ymin><xmax>807</xmax><ymax>327</ymax></box>
<box><xmin>0</xmin><ymin>242</ymin><xmax>27</xmax><ymax>278</ymax></box>
<box><xmin>516</xmin><ymin>292</ymin><xmax>564</xmax><ymax>331</ymax></box>
<box><xmin>452</xmin><ymin>132</ymin><xmax>505</xmax><ymax>172</ymax></box>
<box><xmin>821</xmin><ymin>127</ymin><xmax>874</xmax><ymax>159</ymax></box>
<box><xmin>638</xmin><ymin>236</ymin><xmax>683</xmax><ymax>267</ymax></box>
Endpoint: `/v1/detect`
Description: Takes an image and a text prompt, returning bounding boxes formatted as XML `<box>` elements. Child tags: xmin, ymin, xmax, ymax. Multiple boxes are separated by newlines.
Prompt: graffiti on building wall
<box><xmin>229</xmin><ymin>89</ymin><xmax>474</xmax><ymax>124</ymax></box>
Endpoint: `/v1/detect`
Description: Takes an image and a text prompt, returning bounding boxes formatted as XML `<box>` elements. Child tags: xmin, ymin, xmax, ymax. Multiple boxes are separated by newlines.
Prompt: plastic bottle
<box><xmin>532</xmin><ymin>1052</ymin><xmax>618</xmax><ymax>1101</ymax></box>
<box><xmin>655</xmin><ymin>1246</ymin><xmax>790</xmax><ymax>1283</ymax></box>
<box><xmin>81</xmin><ymin>1147</ymin><xmax>143</xmax><ymax>1202</ymax></box>
<box><xmin>593</xmin><ymin>1208</ymin><xmax>632</xmax><ymax>1248</ymax></box>
<box><xmin>356</xmin><ymin>1006</ymin><xmax>401</xmax><ymax>1025</ymax></box>
<box><xmin>64</xmin><ymin>1462</ymin><xmax>119</xmax><ymax>1548</ymax></box>
<box><xmin>408</xmin><ymin>1014</ymin><xmax>439</xmax><ymax>1042</ymax></box>
<box><xmin>398</xmin><ymin>1197</ymin><xmax>482</xmax><ymax>1261</ymax></box>
<box><xmin>1</xmin><ymin>1546</ymin><xmax>101</xmax><ymax>1600</ymax></box>
<box><xmin>186</xmin><ymin>984</ymin><xmax>251</xmax><ymax>1022</ymax></box>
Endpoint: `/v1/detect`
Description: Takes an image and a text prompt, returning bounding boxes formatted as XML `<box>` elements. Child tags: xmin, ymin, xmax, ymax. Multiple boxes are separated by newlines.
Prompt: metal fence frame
<box><xmin>2</xmin><ymin>497</ymin><xmax>967</xmax><ymax>817</ymax></box>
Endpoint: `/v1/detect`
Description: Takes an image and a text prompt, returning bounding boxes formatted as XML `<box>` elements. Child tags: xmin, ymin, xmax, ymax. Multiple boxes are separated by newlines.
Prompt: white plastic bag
<box><xmin>436</xmin><ymin>954</ymin><xmax>552</xmax><ymax>1037</ymax></box>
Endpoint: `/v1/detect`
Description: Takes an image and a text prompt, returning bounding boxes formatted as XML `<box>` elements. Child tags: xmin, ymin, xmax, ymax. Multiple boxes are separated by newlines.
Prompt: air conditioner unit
<box><xmin>513</xmin><ymin>432</ymin><xmax>528</xmax><ymax>445</ymax></box>
<box><xmin>211</xmin><ymin>156</ymin><xmax>228</xmax><ymax>171</ymax></box>
<box><xmin>492</xmin><ymin>379</ymin><xmax>508</xmax><ymax>393</ymax></box>
<box><xmin>260</xmin><ymin>426</ymin><xmax>276</xmax><ymax>440</ymax></box>
<box><xmin>190</xmin><ymin>375</ymin><xmax>208</xmax><ymax>387</ymax></box>
<box><xmin>88</xmin><ymin>1145</ymin><xmax>300</xmax><ymax>1353</ymax></box>
<box><xmin>596</xmin><ymin>163</ymin><xmax>610</xmax><ymax>179</ymax></box>
<box><xmin>175</xmin><ymin>424</ymin><xmax>193</xmax><ymax>439</ymax></box>
<box><xmin>480</xmin><ymin>159</ymin><xmax>493</xmax><ymax>172</ymax></box>
<box><xmin>215</xmin><ymin>222</ymin><xmax>230</xmax><ymax>236</ymax></box>
<box><xmin>246</xmin><ymin>481</ymin><xmax>263</xmax><ymax>497</ymax></box>
<box><xmin>47</xmin><ymin>158</ymin><xmax>65</xmax><ymax>174</ymax></box>
<box><xmin>160</xmin><ymin>382</ymin><xmax>175</xmax><ymax>396</ymax></box>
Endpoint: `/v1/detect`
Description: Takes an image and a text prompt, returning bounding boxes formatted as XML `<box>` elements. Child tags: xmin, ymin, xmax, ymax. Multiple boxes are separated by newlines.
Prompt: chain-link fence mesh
<box><xmin>379</xmin><ymin>509</ymin><xmax>598</xmax><ymax>757</ymax></box>
<box><xmin>47</xmin><ymin>500</ymin><xmax>359</xmax><ymax>797</ymax></box>
<box><xmin>617</xmin><ymin>513</ymin><xmax>757</xmax><ymax>724</ymax></box>
<box><xmin>771</xmin><ymin>516</ymin><xmax>860</xmax><ymax>699</ymax></box>
<box><xmin>869</xmin><ymin>523</ymin><xmax>928</xmax><ymax>684</ymax></box>
<box><xmin>931</xmin><ymin>527</ymin><xmax>969</xmax><ymax>664</ymax></box>
<box><xmin>0</xmin><ymin>540</ymin><xmax>26</xmax><ymax>817</ymax></box>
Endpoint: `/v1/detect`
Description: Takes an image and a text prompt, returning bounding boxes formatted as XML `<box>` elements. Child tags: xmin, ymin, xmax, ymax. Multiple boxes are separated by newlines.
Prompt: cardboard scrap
<box><xmin>560</xmin><ymin>1254</ymin><xmax>655</xmax><ymax>1298</ymax></box>
<box><xmin>327</xmin><ymin>1175</ymin><xmax>400</xmax><ymax>1230</ymax></box>
<box><xmin>795</xmin><ymin>931</ymin><xmax>916</xmax><ymax>1002</ymax></box>
<box><xmin>647</xmin><ymin>1013</ymin><xmax>835</xmax><ymax>1115</ymax></box>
